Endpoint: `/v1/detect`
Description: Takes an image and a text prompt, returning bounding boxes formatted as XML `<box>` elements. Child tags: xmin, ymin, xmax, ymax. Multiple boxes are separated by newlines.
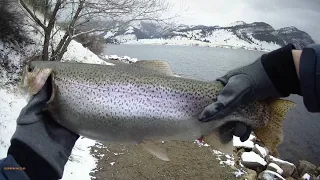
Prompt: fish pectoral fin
<box><xmin>203</xmin><ymin>131</ymin><xmax>234</xmax><ymax>155</ymax></box>
<box><xmin>134</xmin><ymin>60</ymin><xmax>174</xmax><ymax>76</ymax></box>
<box><xmin>140</xmin><ymin>140</ymin><xmax>170</xmax><ymax>161</ymax></box>
<box><xmin>254</xmin><ymin>99</ymin><xmax>295</xmax><ymax>156</ymax></box>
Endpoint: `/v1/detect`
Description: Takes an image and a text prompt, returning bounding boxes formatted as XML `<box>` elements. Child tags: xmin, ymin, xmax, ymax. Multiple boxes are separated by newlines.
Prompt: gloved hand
<box><xmin>199</xmin><ymin>44</ymin><xmax>301</xmax><ymax>141</ymax></box>
<box><xmin>8</xmin><ymin>77</ymin><xmax>79</xmax><ymax>180</ymax></box>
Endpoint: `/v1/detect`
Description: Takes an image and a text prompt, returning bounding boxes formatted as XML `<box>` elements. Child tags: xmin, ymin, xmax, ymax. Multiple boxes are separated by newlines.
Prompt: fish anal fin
<box><xmin>140</xmin><ymin>140</ymin><xmax>170</xmax><ymax>161</ymax></box>
<box><xmin>203</xmin><ymin>131</ymin><xmax>234</xmax><ymax>155</ymax></box>
<box><xmin>254</xmin><ymin>99</ymin><xmax>295</xmax><ymax>157</ymax></box>
<box><xmin>134</xmin><ymin>60</ymin><xmax>174</xmax><ymax>76</ymax></box>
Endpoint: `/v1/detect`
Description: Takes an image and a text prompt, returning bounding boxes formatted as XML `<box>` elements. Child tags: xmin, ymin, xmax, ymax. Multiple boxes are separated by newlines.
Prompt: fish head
<box><xmin>20</xmin><ymin>63</ymin><xmax>52</xmax><ymax>97</ymax></box>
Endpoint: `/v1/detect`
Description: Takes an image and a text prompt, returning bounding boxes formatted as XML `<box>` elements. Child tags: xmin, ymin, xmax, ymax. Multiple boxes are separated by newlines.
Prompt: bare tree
<box><xmin>19</xmin><ymin>0</ymin><xmax>172</xmax><ymax>61</ymax></box>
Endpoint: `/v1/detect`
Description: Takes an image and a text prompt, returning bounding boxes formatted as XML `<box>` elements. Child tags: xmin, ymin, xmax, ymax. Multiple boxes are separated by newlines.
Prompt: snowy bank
<box><xmin>101</xmin><ymin>55</ymin><xmax>138</xmax><ymax>63</ymax></box>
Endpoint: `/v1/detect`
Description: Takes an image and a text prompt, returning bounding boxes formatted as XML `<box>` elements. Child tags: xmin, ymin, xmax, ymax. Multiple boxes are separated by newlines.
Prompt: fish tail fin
<box><xmin>254</xmin><ymin>99</ymin><xmax>295</xmax><ymax>156</ymax></box>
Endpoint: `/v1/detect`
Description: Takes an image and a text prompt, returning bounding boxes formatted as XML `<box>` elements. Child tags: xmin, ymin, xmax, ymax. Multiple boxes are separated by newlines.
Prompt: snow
<box><xmin>241</xmin><ymin>152</ymin><xmax>267</xmax><ymax>166</ymax></box>
<box><xmin>130</xmin><ymin>58</ymin><xmax>138</xmax><ymax>63</ymax></box>
<box><xmin>104</xmin><ymin>54</ymin><xmax>139</xmax><ymax>63</ymax></box>
<box><xmin>63</xmin><ymin>40</ymin><xmax>114</xmax><ymax>66</ymax></box>
<box><xmin>224</xmin><ymin>21</ymin><xmax>247</xmax><ymax>27</ymax></box>
<box><xmin>268</xmin><ymin>155</ymin><xmax>295</xmax><ymax>166</ymax></box>
<box><xmin>261</xmin><ymin>170</ymin><xmax>285</xmax><ymax>180</ymax></box>
<box><xmin>234</xmin><ymin>169</ymin><xmax>246</xmax><ymax>178</ymax></box>
<box><xmin>62</xmin><ymin>138</ymin><xmax>97</xmax><ymax>180</ymax></box>
<box><xmin>233</xmin><ymin>134</ymin><xmax>256</xmax><ymax>149</ymax></box>
<box><xmin>115</xmin><ymin>34</ymin><xmax>137</xmax><ymax>43</ymax></box>
<box><xmin>109</xmin><ymin>55</ymin><xmax>120</xmax><ymax>60</ymax></box>
<box><xmin>212</xmin><ymin>150</ymin><xmax>235</xmax><ymax>167</ymax></box>
<box><xmin>302</xmin><ymin>173</ymin><xmax>311</xmax><ymax>180</ymax></box>
<box><xmin>125</xmin><ymin>26</ymin><xmax>135</xmax><ymax>34</ymax></box>
<box><xmin>254</xmin><ymin>144</ymin><xmax>268</xmax><ymax>158</ymax></box>
<box><xmin>0</xmin><ymin>89</ymin><xmax>27</xmax><ymax>157</ymax></box>
<box><xmin>104</xmin><ymin>31</ymin><xmax>116</xmax><ymax>39</ymax></box>
<box><xmin>194</xmin><ymin>140</ymin><xmax>210</xmax><ymax>147</ymax></box>
<box><xmin>268</xmin><ymin>163</ymin><xmax>284</xmax><ymax>175</ymax></box>
<box><xmin>110</xmin><ymin>162</ymin><xmax>115</xmax><ymax>166</ymax></box>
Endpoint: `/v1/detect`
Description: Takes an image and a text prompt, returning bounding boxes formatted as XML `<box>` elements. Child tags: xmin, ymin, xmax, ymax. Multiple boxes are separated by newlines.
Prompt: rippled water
<box><xmin>104</xmin><ymin>44</ymin><xmax>320</xmax><ymax>165</ymax></box>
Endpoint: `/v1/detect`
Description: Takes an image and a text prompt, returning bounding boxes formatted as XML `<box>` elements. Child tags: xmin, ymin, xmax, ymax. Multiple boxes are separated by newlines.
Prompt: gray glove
<box><xmin>199</xmin><ymin>59</ymin><xmax>280</xmax><ymax>142</ymax></box>
<box><xmin>8</xmin><ymin>77</ymin><xmax>79</xmax><ymax>180</ymax></box>
<box><xmin>199</xmin><ymin>58</ymin><xmax>281</xmax><ymax>121</ymax></box>
<box><xmin>199</xmin><ymin>44</ymin><xmax>300</xmax><ymax>142</ymax></box>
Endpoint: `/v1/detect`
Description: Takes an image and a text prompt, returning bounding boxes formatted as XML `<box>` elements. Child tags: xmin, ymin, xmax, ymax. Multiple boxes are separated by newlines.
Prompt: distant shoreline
<box><xmin>106</xmin><ymin>41</ymin><xmax>272</xmax><ymax>52</ymax></box>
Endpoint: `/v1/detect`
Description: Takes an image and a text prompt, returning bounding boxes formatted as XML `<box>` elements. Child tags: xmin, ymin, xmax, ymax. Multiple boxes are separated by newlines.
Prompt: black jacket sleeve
<box><xmin>0</xmin><ymin>155</ymin><xmax>30</xmax><ymax>180</ymax></box>
<box><xmin>299</xmin><ymin>44</ymin><xmax>320</xmax><ymax>112</ymax></box>
<box><xmin>259</xmin><ymin>43</ymin><xmax>320</xmax><ymax>112</ymax></box>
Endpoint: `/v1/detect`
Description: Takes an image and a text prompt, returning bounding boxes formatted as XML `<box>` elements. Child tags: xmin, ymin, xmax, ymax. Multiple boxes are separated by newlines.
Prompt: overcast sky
<box><xmin>168</xmin><ymin>0</ymin><xmax>320</xmax><ymax>43</ymax></box>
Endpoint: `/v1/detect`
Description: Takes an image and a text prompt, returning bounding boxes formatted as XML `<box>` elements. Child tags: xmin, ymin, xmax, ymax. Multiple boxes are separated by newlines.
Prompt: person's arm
<box><xmin>199</xmin><ymin>43</ymin><xmax>320</xmax><ymax>142</ymax></box>
<box><xmin>292</xmin><ymin>50</ymin><xmax>302</xmax><ymax>79</ymax></box>
<box><xmin>0</xmin><ymin>155</ymin><xmax>30</xmax><ymax>180</ymax></box>
<box><xmin>299</xmin><ymin>44</ymin><xmax>320</xmax><ymax>112</ymax></box>
<box><xmin>6</xmin><ymin>78</ymin><xmax>79</xmax><ymax>180</ymax></box>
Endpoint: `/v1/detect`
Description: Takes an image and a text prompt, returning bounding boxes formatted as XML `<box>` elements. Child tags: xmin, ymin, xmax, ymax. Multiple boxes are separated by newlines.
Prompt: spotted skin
<box><xmin>254</xmin><ymin>99</ymin><xmax>295</xmax><ymax>156</ymax></box>
<box><xmin>25</xmin><ymin>61</ymin><xmax>291</xmax><ymax>150</ymax></box>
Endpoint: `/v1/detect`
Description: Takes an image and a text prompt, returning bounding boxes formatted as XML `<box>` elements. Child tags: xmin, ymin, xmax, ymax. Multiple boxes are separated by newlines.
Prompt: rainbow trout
<box><xmin>21</xmin><ymin>60</ymin><xmax>294</xmax><ymax>160</ymax></box>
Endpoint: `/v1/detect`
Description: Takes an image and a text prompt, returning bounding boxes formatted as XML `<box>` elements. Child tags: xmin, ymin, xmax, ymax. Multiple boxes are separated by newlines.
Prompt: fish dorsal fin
<box><xmin>203</xmin><ymin>131</ymin><xmax>234</xmax><ymax>155</ymax></box>
<box><xmin>140</xmin><ymin>140</ymin><xmax>170</xmax><ymax>161</ymax></box>
<box><xmin>253</xmin><ymin>99</ymin><xmax>295</xmax><ymax>156</ymax></box>
<box><xmin>134</xmin><ymin>60</ymin><xmax>174</xmax><ymax>76</ymax></box>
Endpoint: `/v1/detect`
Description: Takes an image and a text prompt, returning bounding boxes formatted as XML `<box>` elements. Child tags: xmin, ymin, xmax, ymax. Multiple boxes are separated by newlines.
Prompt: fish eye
<box><xmin>27</xmin><ymin>66</ymin><xmax>34</xmax><ymax>72</ymax></box>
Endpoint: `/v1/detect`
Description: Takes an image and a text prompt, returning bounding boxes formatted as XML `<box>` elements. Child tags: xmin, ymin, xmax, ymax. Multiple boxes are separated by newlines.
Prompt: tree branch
<box><xmin>19</xmin><ymin>0</ymin><xmax>46</xmax><ymax>30</ymax></box>
<box><xmin>42</xmin><ymin>0</ymin><xmax>62</xmax><ymax>61</ymax></box>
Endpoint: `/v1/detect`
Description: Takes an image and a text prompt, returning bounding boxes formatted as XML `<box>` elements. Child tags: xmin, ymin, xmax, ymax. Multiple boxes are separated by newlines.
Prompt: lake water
<box><xmin>104</xmin><ymin>44</ymin><xmax>320</xmax><ymax>165</ymax></box>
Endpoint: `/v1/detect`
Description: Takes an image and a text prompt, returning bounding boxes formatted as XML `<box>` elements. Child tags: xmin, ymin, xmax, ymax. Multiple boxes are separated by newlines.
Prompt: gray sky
<box><xmin>168</xmin><ymin>0</ymin><xmax>320</xmax><ymax>43</ymax></box>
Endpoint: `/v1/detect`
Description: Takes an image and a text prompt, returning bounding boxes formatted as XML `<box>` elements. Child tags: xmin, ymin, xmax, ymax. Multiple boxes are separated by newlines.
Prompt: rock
<box><xmin>109</xmin><ymin>55</ymin><xmax>120</xmax><ymax>60</ymax></box>
<box><xmin>267</xmin><ymin>163</ymin><xmax>284</xmax><ymax>175</ymax></box>
<box><xmin>302</xmin><ymin>173</ymin><xmax>312</xmax><ymax>180</ymax></box>
<box><xmin>298</xmin><ymin>160</ymin><xmax>318</xmax><ymax>177</ymax></box>
<box><xmin>253</xmin><ymin>144</ymin><xmax>269</xmax><ymax>158</ymax></box>
<box><xmin>258</xmin><ymin>170</ymin><xmax>285</xmax><ymax>180</ymax></box>
<box><xmin>241</xmin><ymin>152</ymin><xmax>267</xmax><ymax>171</ymax></box>
<box><xmin>233</xmin><ymin>134</ymin><xmax>256</xmax><ymax>149</ymax></box>
<box><xmin>266</xmin><ymin>155</ymin><xmax>296</xmax><ymax>178</ymax></box>
<box><xmin>243</xmin><ymin>168</ymin><xmax>257</xmax><ymax>180</ymax></box>
<box><xmin>285</xmin><ymin>177</ymin><xmax>294</xmax><ymax>180</ymax></box>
